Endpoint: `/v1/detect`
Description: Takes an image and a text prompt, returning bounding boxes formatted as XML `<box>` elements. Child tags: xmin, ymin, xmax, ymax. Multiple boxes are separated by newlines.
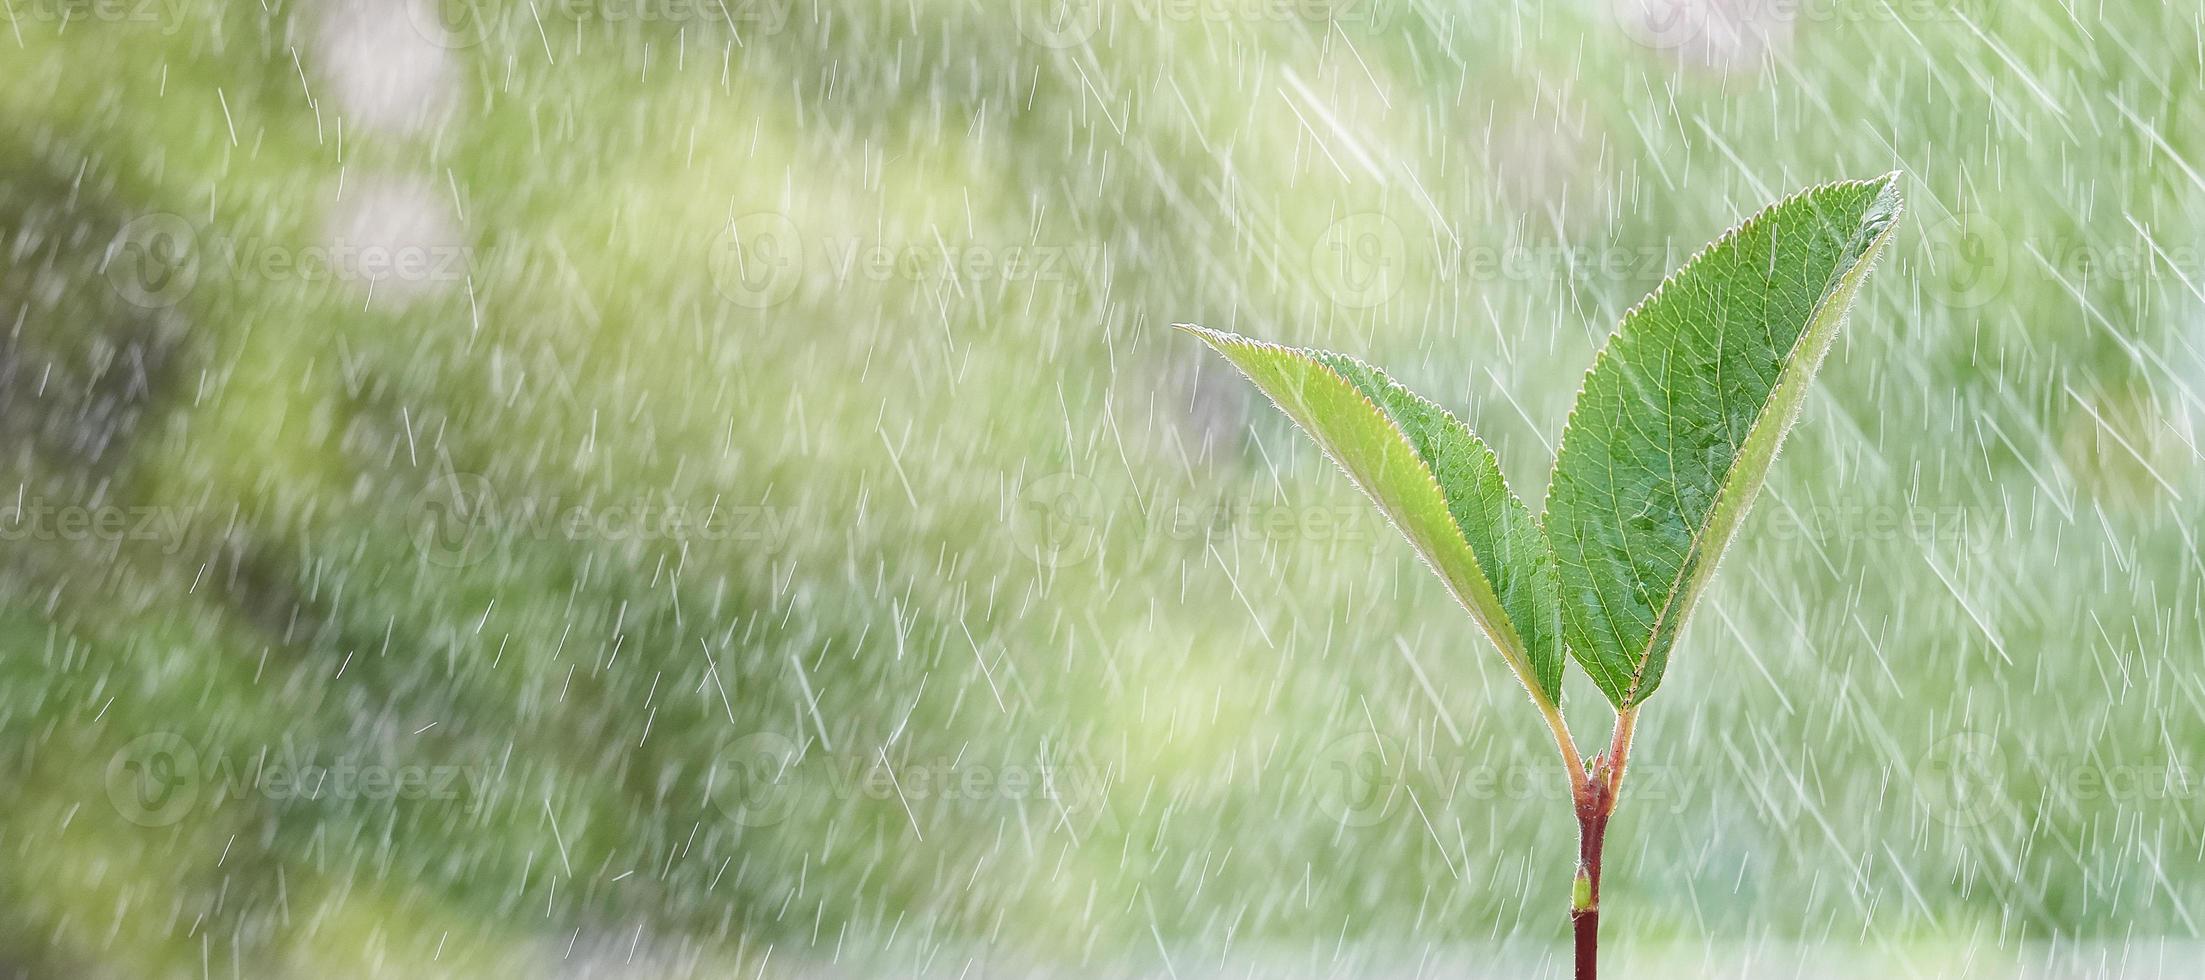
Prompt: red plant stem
<box><xmin>1572</xmin><ymin>787</ymin><xmax>1610</xmax><ymax>979</ymax></box>
<box><xmin>1572</xmin><ymin>708</ymin><xmax>1637</xmax><ymax>980</ymax></box>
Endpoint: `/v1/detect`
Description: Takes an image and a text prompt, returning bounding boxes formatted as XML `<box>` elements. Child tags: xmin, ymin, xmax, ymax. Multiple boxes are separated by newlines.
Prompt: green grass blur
<box><xmin>1</xmin><ymin>0</ymin><xmax>2202</xmax><ymax>974</ymax></box>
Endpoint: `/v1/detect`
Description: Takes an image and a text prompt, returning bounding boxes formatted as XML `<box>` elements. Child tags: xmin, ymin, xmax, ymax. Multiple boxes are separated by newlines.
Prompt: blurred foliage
<box><xmin>1</xmin><ymin>0</ymin><xmax>2203</xmax><ymax>974</ymax></box>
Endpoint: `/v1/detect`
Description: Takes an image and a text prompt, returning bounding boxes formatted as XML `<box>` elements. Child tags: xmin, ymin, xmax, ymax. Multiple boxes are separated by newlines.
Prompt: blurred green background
<box><xmin>2</xmin><ymin>0</ymin><xmax>2202</xmax><ymax>975</ymax></box>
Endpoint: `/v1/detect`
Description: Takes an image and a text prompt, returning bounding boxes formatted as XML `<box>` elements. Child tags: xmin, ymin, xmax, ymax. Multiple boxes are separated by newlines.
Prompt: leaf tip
<box><xmin>1826</xmin><ymin>172</ymin><xmax>1904</xmax><ymax>243</ymax></box>
<box><xmin>1863</xmin><ymin>170</ymin><xmax>1905</xmax><ymax>228</ymax></box>
<box><xmin>1174</xmin><ymin>322</ymin><xmax>1241</xmax><ymax>351</ymax></box>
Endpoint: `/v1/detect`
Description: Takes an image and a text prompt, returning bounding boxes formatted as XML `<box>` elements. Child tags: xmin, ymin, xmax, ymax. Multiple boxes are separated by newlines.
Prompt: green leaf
<box><xmin>1179</xmin><ymin>324</ymin><xmax>1564</xmax><ymax>707</ymax></box>
<box><xmin>1544</xmin><ymin>175</ymin><xmax>1903</xmax><ymax>708</ymax></box>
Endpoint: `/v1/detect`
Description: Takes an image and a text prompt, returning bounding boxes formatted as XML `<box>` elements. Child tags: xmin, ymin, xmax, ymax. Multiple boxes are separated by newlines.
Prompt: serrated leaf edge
<box><xmin>1177</xmin><ymin>323</ymin><xmax>1560</xmax><ymax>708</ymax></box>
<box><xmin>1613</xmin><ymin>206</ymin><xmax>1900</xmax><ymax>705</ymax></box>
<box><xmin>1539</xmin><ymin>173</ymin><xmax>1903</xmax><ymax>706</ymax></box>
<box><xmin>1311</xmin><ymin>352</ymin><xmax>1566</xmax><ymax>700</ymax></box>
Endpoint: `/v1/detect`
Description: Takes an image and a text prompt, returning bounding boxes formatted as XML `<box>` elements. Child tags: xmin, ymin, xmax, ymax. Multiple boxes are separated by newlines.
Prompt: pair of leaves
<box><xmin>1184</xmin><ymin>175</ymin><xmax>1902</xmax><ymax>710</ymax></box>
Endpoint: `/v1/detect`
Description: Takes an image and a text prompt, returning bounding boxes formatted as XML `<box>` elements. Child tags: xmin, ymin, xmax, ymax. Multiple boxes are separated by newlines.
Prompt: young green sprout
<box><xmin>1182</xmin><ymin>175</ymin><xmax>1902</xmax><ymax>978</ymax></box>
